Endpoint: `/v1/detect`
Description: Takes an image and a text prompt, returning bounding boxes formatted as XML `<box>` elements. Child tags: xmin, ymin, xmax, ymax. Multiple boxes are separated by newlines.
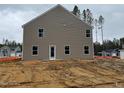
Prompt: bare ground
<box><xmin>0</xmin><ymin>59</ymin><xmax>124</xmax><ymax>88</ymax></box>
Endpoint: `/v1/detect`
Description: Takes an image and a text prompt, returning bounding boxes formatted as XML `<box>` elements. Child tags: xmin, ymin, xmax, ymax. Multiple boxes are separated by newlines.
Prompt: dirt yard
<box><xmin>0</xmin><ymin>59</ymin><xmax>124</xmax><ymax>88</ymax></box>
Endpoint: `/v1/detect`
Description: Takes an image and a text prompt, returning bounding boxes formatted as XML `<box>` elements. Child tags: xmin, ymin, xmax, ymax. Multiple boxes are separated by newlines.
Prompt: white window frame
<box><xmin>83</xmin><ymin>45</ymin><xmax>90</xmax><ymax>55</ymax></box>
<box><xmin>64</xmin><ymin>45</ymin><xmax>70</xmax><ymax>55</ymax></box>
<box><xmin>85</xmin><ymin>29</ymin><xmax>91</xmax><ymax>38</ymax></box>
<box><xmin>32</xmin><ymin>45</ymin><xmax>39</xmax><ymax>56</ymax></box>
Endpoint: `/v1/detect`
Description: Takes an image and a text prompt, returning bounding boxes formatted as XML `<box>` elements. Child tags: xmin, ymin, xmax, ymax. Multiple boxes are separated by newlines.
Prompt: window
<box><xmin>84</xmin><ymin>46</ymin><xmax>89</xmax><ymax>54</ymax></box>
<box><xmin>39</xmin><ymin>28</ymin><xmax>43</xmax><ymax>37</ymax></box>
<box><xmin>32</xmin><ymin>46</ymin><xmax>38</xmax><ymax>55</ymax></box>
<box><xmin>86</xmin><ymin>30</ymin><xmax>91</xmax><ymax>37</ymax></box>
<box><xmin>65</xmin><ymin>46</ymin><xmax>70</xmax><ymax>54</ymax></box>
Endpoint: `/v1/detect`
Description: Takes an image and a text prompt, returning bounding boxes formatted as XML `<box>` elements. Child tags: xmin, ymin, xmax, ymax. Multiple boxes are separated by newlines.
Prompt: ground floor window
<box><xmin>84</xmin><ymin>46</ymin><xmax>89</xmax><ymax>54</ymax></box>
<box><xmin>65</xmin><ymin>46</ymin><xmax>70</xmax><ymax>54</ymax></box>
<box><xmin>32</xmin><ymin>46</ymin><xmax>38</xmax><ymax>55</ymax></box>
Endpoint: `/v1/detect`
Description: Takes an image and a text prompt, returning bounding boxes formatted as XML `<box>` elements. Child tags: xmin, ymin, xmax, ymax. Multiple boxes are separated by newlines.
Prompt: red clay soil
<box><xmin>94</xmin><ymin>56</ymin><xmax>118</xmax><ymax>59</ymax></box>
<box><xmin>0</xmin><ymin>57</ymin><xmax>21</xmax><ymax>62</ymax></box>
<box><xmin>0</xmin><ymin>56</ymin><xmax>117</xmax><ymax>62</ymax></box>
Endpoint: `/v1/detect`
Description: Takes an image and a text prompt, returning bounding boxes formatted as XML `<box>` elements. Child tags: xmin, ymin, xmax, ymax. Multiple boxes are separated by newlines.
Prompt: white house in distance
<box><xmin>0</xmin><ymin>46</ymin><xmax>10</xmax><ymax>57</ymax></box>
<box><xmin>10</xmin><ymin>46</ymin><xmax>22</xmax><ymax>57</ymax></box>
<box><xmin>0</xmin><ymin>46</ymin><xmax>22</xmax><ymax>58</ymax></box>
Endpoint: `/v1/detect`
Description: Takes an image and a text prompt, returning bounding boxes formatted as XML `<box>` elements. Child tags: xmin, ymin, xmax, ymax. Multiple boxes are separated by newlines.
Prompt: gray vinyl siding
<box><xmin>22</xmin><ymin>5</ymin><xmax>94</xmax><ymax>60</ymax></box>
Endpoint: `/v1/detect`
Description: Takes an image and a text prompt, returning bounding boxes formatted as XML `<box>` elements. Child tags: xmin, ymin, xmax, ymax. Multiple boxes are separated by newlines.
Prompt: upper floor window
<box><xmin>65</xmin><ymin>46</ymin><xmax>70</xmax><ymax>54</ymax></box>
<box><xmin>86</xmin><ymin>30</ymin><xmax>91</xmax><ymax>37</ymax></box>
<box><xmin>84</xmin><ymin>46</ymin><xmax>89</xmax><ymax>54</ymax></box>
<box><xmin>32</xmin><ymin>46</ymin><xmax>38</xmax><ymax>55</ymax></box>
<box><xmin>38</xmin><ymin>28</ymin><xmax>44</xmax><ymax>37</ymax></box>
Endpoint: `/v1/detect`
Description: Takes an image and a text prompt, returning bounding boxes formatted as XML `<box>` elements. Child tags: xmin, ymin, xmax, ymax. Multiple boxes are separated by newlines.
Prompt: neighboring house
<box><xmin>0</xmin><ymin>46</ymin><xmax>11</xmax><ymax>57</ymax></box>
<box><xmin>0</xmin><ymin>46</ymin><xmax>22</xmax><ymax>58</ymax></box>
<box><xmin>15</xmin><ymin>46</ymin><xmax>22</xmax><ymax>57</ymax></box>
<box><xmin>10</xmin><ymin>46</ymin><xmax>22</xmax><ymax>57</ymax></box>
<box><xmin>22</xmin><ymin>4</ymin><xmax>94</xmax><ymax>60</ymax></box>
<box><xmin>102</xmin><ymin>49</ymin><xmax>120</xmax><ymax>57</ymax></box>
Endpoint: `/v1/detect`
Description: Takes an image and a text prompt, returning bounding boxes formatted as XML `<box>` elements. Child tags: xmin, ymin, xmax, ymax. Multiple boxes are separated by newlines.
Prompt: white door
<box><xmin>49</xmin><ymin>45</ymin><xmax>56</xmax><ymax>60</ymax></box>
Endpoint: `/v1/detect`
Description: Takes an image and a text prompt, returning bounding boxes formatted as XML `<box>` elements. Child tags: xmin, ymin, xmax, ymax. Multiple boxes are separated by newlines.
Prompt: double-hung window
<box><xmin>39</xmin><ymin>28</ymin><xmax>44</xmax><ymax>37</ymax></box>
<box><xmin>86</xmin><ymin>30</ymin><xmax>91</xmax><ymax>37</ymax></box>
<box><xmin>65</xmin><ymin>46</ymin><xmax>70</xmax><ymax>54</ymax></box>
<box><xmin>84</xmin><ymin>46</ymin><xmax>89</xmax><ymax>54</ymax></box>
<box><xmin>32</xmin><ymin>46</ymin><xmax>38</xmax><ymax>55</ymax></box>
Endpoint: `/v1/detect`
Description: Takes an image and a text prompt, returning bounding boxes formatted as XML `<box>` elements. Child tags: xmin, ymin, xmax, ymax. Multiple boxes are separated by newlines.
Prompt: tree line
<box><xmin>94</xmin><ymin>38</ymin><xmax>124</xmax><ymax>55</ymax></box>
<box><xmin>0</xmin><ymin>38</ymin><xmax>22</xmax><ymax>48</ymax></box>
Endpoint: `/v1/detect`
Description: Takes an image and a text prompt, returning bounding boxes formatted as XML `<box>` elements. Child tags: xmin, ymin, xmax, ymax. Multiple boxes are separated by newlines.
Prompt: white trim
<box><xmin>49</xmin><ymin>45</ymin><xmax>56</xmax><ymax>60</ymax></box>
<box><xmin>31</xmin><ymin>45</ymin><xmax>39</xmax><ymax>56</ymax></box>
<box><xmin>64</xmin><ymin>45</ymin><xmax>71</xmax><ymax>55</ymax></box>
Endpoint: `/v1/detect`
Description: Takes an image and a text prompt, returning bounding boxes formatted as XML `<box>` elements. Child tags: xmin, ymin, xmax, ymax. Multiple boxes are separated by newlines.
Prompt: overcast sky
<box><xmin>0</xmin><ymin>4</ymin><xmax>124</xmax><ymax>43</ymax></box>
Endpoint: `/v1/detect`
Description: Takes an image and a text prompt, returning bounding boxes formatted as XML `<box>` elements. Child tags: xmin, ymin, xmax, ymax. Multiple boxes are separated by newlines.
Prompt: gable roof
<box><xmin>22</xmin><ymin>4</ymin><xmax>91</xmax><ymax>28</ymax></box>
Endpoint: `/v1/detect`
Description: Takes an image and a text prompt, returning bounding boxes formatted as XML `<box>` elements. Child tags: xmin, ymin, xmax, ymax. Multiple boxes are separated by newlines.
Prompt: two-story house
<box><xmin>22</xmin><ymin>4</ymin><xmax>94</xmax><ymax>60</ymax></box>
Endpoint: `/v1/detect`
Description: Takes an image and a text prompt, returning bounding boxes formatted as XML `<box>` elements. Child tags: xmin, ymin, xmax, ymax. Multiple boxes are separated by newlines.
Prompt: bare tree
<box><xmin>98</xmin><ymin>15</ymin><xmax>104</xmax><ymax>44</ymax></box>
<box><xmin>98</xmin><ymin>15</ymin><xmax>104</xmax><ymax>55</ymax></box>
<box><xmin>85</xmin><ymin>9</ymin><xmax>93</xmax><ymax>26</ymax></box>
<box><xmin>94</xmin><ymin>19</ymin><xmax>98</xmax><ymax>43</ymax></box>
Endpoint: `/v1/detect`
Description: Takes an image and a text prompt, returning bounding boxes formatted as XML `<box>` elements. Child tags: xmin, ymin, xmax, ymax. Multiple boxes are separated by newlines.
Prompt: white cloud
<box><xmin>0</xmin><ymin>9</ymin><xmax>38</xmax><ymax>43</ymax></box>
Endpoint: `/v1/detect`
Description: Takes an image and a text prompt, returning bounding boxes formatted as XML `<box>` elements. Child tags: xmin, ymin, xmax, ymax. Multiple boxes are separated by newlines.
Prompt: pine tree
<box><xmin>72</xmin><ymin>5</ymin><xmax>79</xmax><ymax>16</ymax></box>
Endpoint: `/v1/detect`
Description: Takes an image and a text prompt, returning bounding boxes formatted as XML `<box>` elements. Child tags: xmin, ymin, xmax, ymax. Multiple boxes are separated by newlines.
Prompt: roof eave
<box><xmin>22</xmin><ymin>4</ymin><xmax>61</xmax><ymax>28</ymax></box>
